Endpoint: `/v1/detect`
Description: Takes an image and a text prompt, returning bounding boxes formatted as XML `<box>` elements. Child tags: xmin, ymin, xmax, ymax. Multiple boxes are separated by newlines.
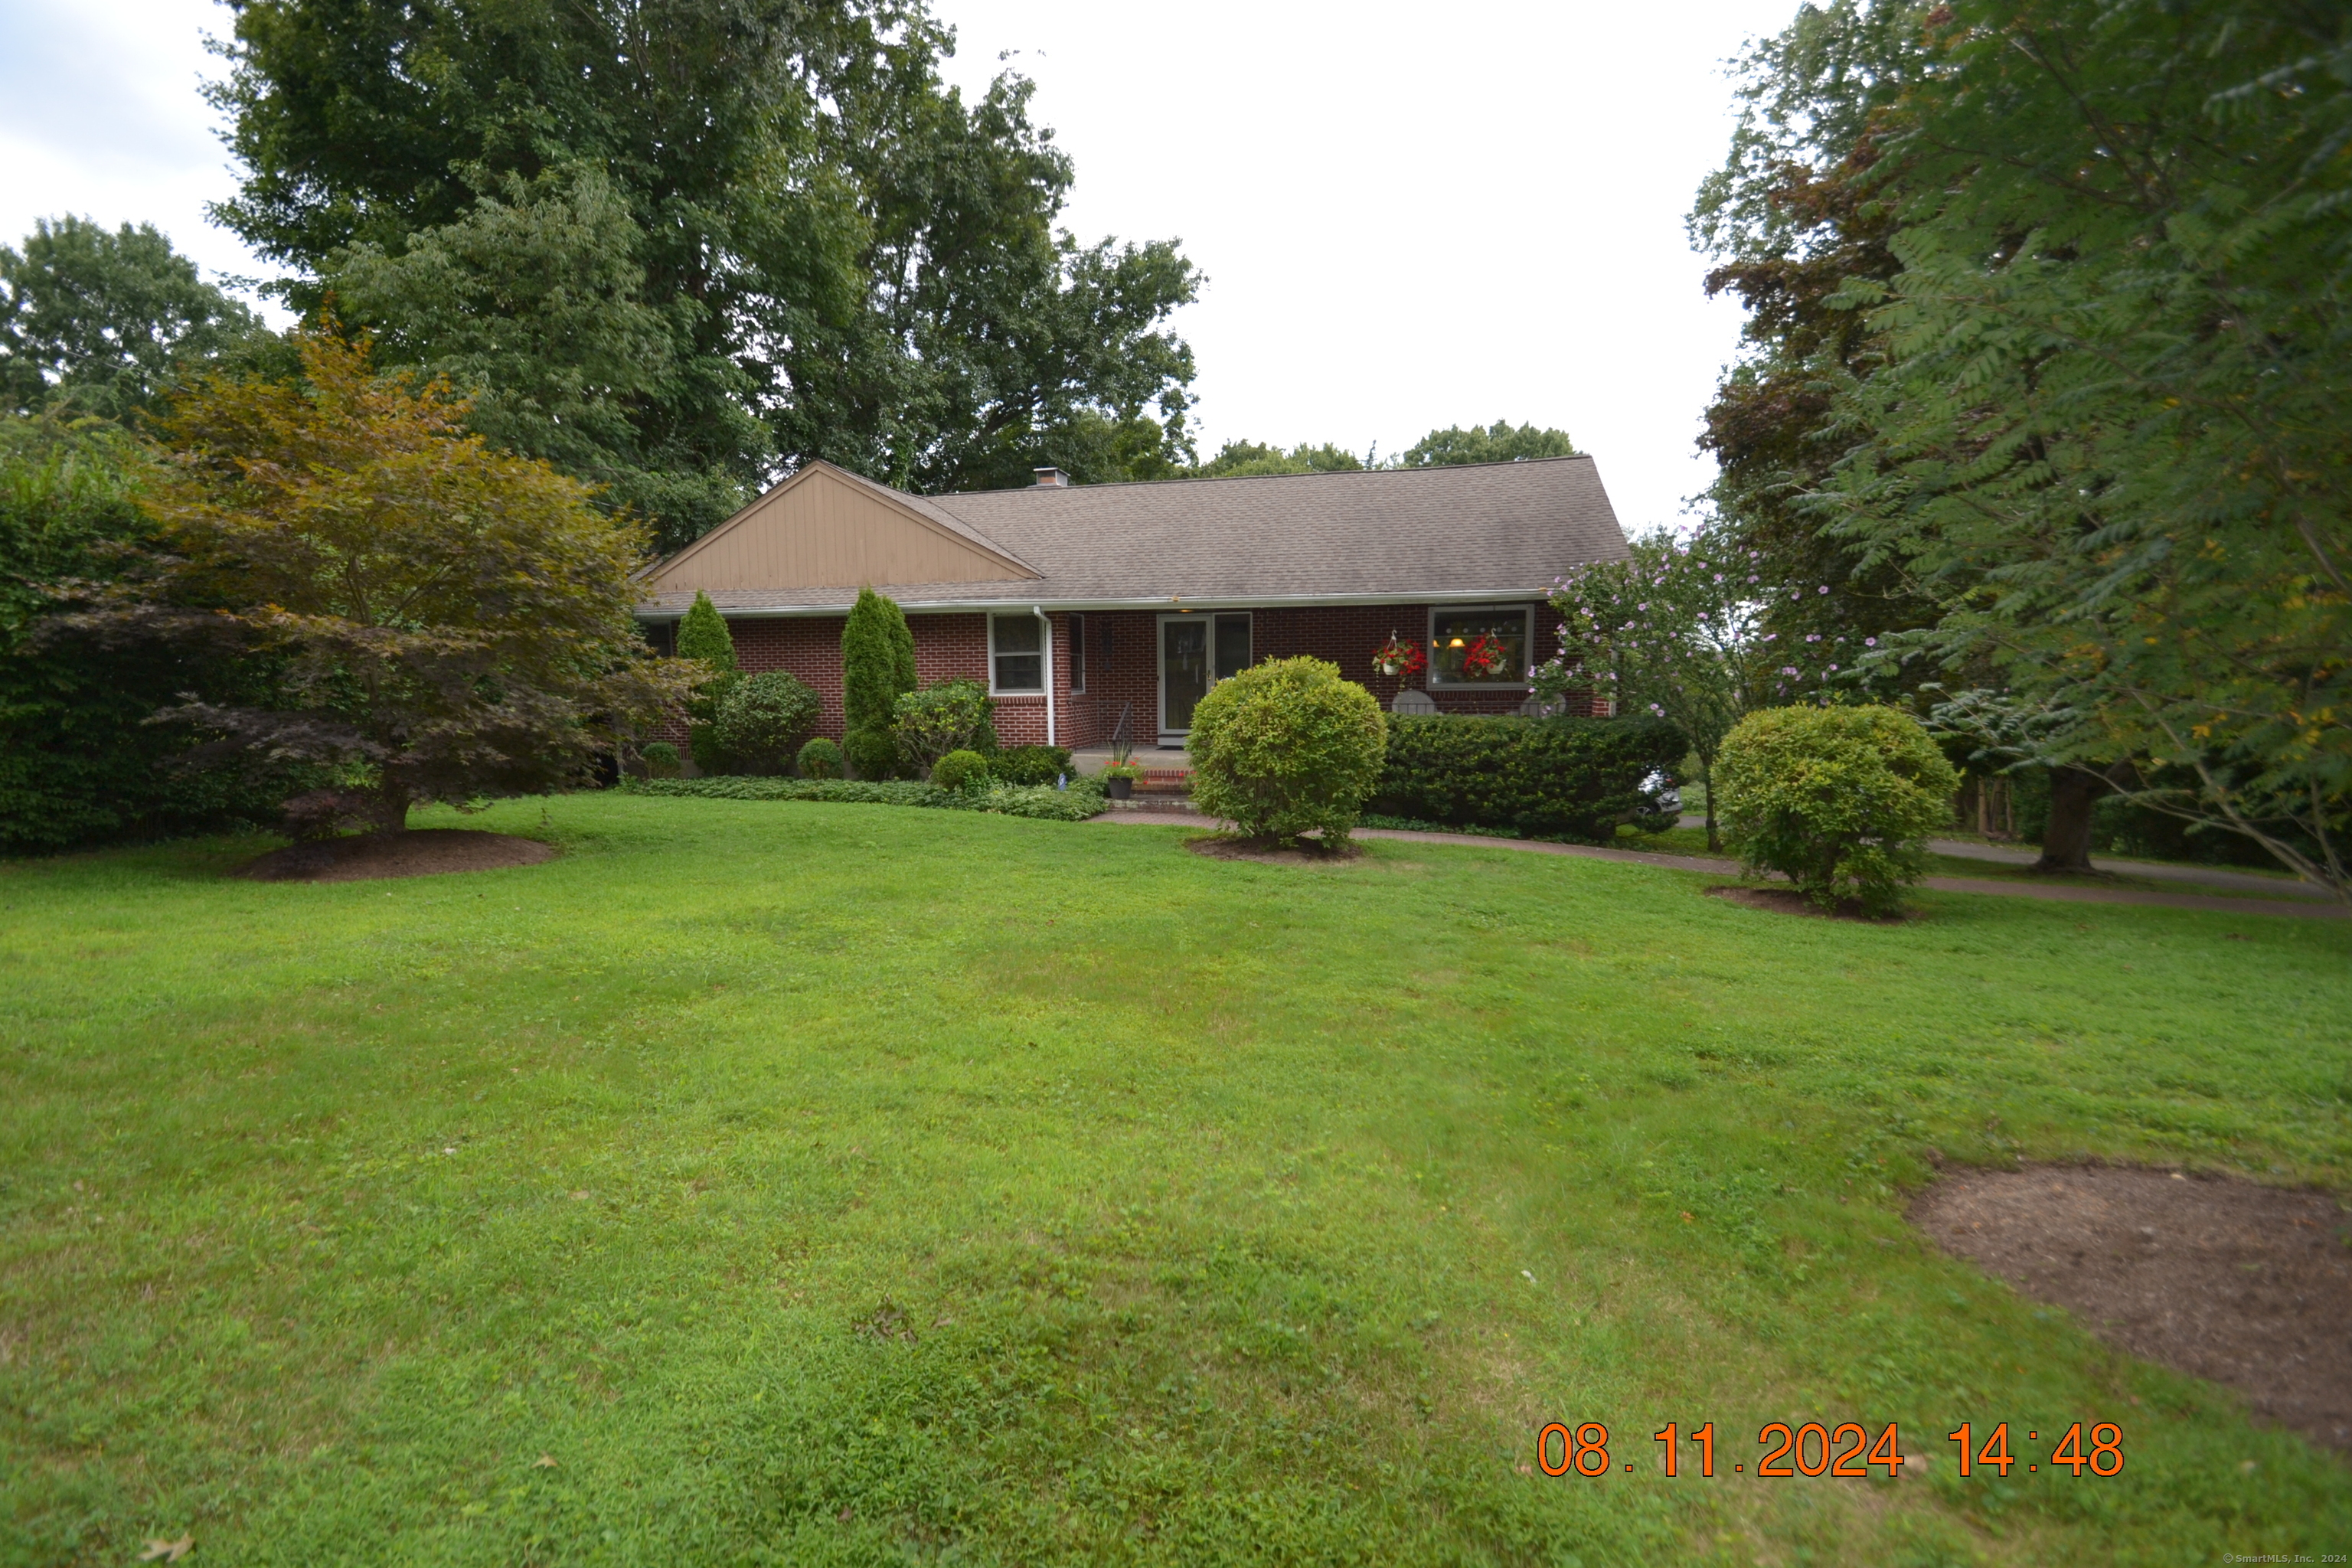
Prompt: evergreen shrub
<box><xmin>711</xmin><ymin>671</ymin><xmax>820</xmax><ymax>774</ymax></box>
<box><xmin>1373</xmin><ymin>714</ymin><xmax>1685</xmax><ymax>840</ymax></box>
<box><xmin>796</xmin><ymin>737</ymin><xmax>843</xmax><ymax>779</ymax></box>
<box><xmin>1716</xmin><ymin>704</ymin><xmax>1959</xmax><ymax>914</ymax></box>
<box><xmin>675</xmin><ymin>591</ymin><xmax>738</xmax><ymax>774</ymax></box>
<box><xmin>640</xmin><ymin>741</ymin><xmax>682</xmax><ymax>779</ymax></box>
<box><xmin>1187</xmin><ymin>656</ymin><xmax>1387</xmax><ymax>844</ymax></box>
<box><xmin>931</xmin><ymin>749</ymin><xmax>988</xmax><ymax>792</ymax></box>
<box><xmin>990</xmin><ymin>744</ymin><xmax>1071</xmax><ymax>786</ymax></box>
<box><xmin>841</xmin><ymin>588</ymin><xmax>915</xmax><ymax>778</ymax></box>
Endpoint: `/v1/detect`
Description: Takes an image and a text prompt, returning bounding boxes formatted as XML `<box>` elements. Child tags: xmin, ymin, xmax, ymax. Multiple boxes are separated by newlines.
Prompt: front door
<box><xmin>1158</xmin><ymin>612</ymin><xmax>1251</xmax><ymax>743</ymax></box>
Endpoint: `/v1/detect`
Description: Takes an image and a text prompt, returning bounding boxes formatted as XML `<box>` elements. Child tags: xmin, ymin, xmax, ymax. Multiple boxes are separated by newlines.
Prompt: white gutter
<box><xmin>1033</xmin><ymin>605</ymin><xmax>1055</xmax><ymax>749</ymax></box>
<box><xmin>635</xmin><ymin>588</ymin><xmax>1558</xmax><ymax>620</ymax></box>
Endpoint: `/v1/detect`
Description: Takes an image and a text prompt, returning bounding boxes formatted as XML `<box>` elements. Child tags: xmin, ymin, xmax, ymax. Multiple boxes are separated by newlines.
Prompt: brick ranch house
<box><xmin>634</xmin><ymin>455</ymin><xmax>1633</xmax><ymax>752</ymax></box>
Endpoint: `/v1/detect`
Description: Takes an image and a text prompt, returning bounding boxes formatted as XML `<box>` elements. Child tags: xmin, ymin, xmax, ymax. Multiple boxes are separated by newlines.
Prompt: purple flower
<box><xmin>1818</xmin><ymin>586</ymin><xmax>1830</xmax><ymax>595</ymax></box>
<box><xmin>1864</xmin><ymin>637</ymin><xmax>1877</xmax><ymax>647</ymax></box>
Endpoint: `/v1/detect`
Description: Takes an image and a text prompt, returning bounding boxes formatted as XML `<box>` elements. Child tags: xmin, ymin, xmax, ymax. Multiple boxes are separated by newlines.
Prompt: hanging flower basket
<box><xmin>1371</xmin><ymin>632</ymin><xmax>1426</xmax><ymax>681</ymax></box>
<box><xmin>1457</xmin><ymin>633</ymin><xmax>1510</xmax><ymax>680</ymax></box>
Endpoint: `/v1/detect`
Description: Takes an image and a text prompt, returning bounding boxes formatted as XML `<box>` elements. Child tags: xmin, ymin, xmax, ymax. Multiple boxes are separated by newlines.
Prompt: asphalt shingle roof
<box><xmin>638</xmin><ymin>455</ymin><xmax>1631</xmax><ymax>615</ymax></box>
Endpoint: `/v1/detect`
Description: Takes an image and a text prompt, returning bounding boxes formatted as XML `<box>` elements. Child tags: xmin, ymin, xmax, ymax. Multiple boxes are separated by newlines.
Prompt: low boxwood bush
<box><xmin>932</xmin><ymin>749</ymin><xmax>988</xmax><ymax>792</ymax></box>
<box><xmin>710</xmin><ymin>671</ymin><xmax>821</xmax><ymax>774</ymax></box>
<box><xmin>1372</xmin><ymin>714</ymin><xmax>1684</xmax><ymax>840</ymax></box>
<box><xmin>1715</xmin><ymin>703</ymin><xmax>1959</xmax><ymax>913</ymax></box>
<box><xmin>639</xmin><ymin>741</ymin><xmax>682</xmax><ymax>779</ymax></box>
<box><xmin>796</xmin><ymin>737</ymin><xmax>842</xmax><ymax>779</ymax></box>
<box><xmin>620</xmin><ymin>774</ymin><xmax>1104</xmax><ymax>822</ymax></box>
<box><xmin>1187</xmin><ymin>656</ymin><xmax>1387</xmax><ymax>844</ymax></box>
<box><xmin>990</xmin><ymin>744</ymin><xmax>1071</xmax><ymax>786</ymax></box>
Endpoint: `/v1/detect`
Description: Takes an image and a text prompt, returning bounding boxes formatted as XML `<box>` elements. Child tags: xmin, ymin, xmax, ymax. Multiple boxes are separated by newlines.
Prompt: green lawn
<box><xmin>5</xmin><ymin>796</ymin><xmax>2348</xmax><ymax>1565</ymax></box>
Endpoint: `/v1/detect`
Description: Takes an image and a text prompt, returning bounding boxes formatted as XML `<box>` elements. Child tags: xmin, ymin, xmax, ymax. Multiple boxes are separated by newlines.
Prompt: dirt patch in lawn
<box><xmin>1914</xmin><ymin>1165</ymin><xmax>2352</xmax><ymax>1449</ymax></box>
<box><xmin>1704</xmin><ymin>884</ymin><xmax>1912</xmax><ymax>923</ymax></box>
<box><xmin>237</xmin><ymin>829</ymin><xmax>557</xmax><ymax>884</ymax></box>
<box><xmin>1185</xmin><ymin>834</ymin><xmax>1364</xmax><ymax>867</ymax></box>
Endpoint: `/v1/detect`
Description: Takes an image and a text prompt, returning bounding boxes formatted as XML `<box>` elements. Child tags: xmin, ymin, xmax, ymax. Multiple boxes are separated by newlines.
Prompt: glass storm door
<box><xmin>1158</xmin><ymin>612</ymin><xmax>1252</xmax><ymax>740</ymax></box>
<box><xmin>1159</xmin><ymin>616</ymin><xmax>1210</xmax><ymax>737</ymax></box>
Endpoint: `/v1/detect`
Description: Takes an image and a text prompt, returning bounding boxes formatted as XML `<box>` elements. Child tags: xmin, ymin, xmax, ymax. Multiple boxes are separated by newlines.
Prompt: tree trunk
<box><xmin>1700</xmin><ymin>760</ymin><xmax>1720</xmax><ymax>854</ymax></box>
<box><xmin>368</xmin><ymin>783</ymin><xmax>411</xmax><ymax>834</ymax></box>
<box><xmin>2034</xmin><ymin>767</ymin><xmax>2103</xmax><ymax>873</ymax></box>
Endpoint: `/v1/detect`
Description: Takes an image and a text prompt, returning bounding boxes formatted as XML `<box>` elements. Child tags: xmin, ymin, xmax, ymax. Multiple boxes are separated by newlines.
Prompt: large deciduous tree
<box><xmin>1396</xmin><ymin>422</ymin><xmax>1577</xmax><ymax>468</ymax></box>
<box><xmin>1</xmin><ymin>218</ymin><xmax>266</xmax><ymax>421</ymax></box>
<box><xmin>1695</xmin><ymin>0</ymin><xmax>2352</xmax><ymax>896</ymax></box>
<box><xmin>210</xmin><ymin>0</ymin><xmax>1199</xmax><ymax>547</ymax></box>
<box><xmin>83</xmin><ymin>327</ymin><xmax>693</xmax><ymax>833</ymax></box>
<box><xmin>1687</xmin><ymin>3</ymin><xmax>1934</xmax><ymax>671</ymax></box>
<box><xmin>1815</xmin><ymin>0</ymin><xmax>2352</xmax><ymax>896</ymax></box>
<box><xmin>1189</xmin><ymin>439</ymin><xmax>1366</xmax><ymax>478</ymax></box>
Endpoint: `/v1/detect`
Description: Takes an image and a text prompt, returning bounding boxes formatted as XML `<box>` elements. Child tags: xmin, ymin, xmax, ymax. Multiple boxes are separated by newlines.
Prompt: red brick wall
<box><xmin>648</xmin><ymin>603</ymin><xmax>1596</xmax><ymax>755</ymax></box>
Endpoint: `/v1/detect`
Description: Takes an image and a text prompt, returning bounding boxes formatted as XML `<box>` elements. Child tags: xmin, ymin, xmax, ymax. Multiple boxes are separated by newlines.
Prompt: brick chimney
<box><xmin>1031</xmin><ymin>467</ymin><xmax>1069</xmax><ymax>488</ymax></box>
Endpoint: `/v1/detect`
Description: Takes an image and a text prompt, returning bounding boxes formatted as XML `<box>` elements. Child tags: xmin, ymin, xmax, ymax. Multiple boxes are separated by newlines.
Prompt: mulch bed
<box><xmin>236</xmin><ymin>829</ymin><xmax>557</xmax><ymax>884</ymax></box>
<box><xmin>1913</xmin><ymin>1165</ymin><xmax>2352</xmax><ymax>1449</ymax></box>
<box><xmin>1185</xmin><ymin>834</ymin><xmax>1364</xmax><ymax>867</ymax></box>
<box><xmin>1704</xmin><ymin>884</ymin><xmax>1911</xmax><ymax>923</ymax></box>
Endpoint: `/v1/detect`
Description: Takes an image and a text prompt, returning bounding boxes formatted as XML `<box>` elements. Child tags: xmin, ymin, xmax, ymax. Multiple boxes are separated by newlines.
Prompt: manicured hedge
<box><xmin>989</xmin><ymin>744</ymin><xmax>1072</xmax><ymax>786</ymax></box>
<box><xmin>1370</xmin><ymin>714</ymin><xmax>1685</xmax><ymax>840</ymax></box>
<box><xmin>618</xmin><ymin>774</ymin><xmax>1104</xmax><ymax>822</ymax></box>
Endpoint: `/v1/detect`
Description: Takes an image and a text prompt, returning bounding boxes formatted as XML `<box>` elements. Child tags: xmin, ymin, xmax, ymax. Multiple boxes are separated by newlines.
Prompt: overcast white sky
<box><xmin>0</xmin><ymin>0</ymin><xmax>1786</xmax><ymax>531</ymax></box>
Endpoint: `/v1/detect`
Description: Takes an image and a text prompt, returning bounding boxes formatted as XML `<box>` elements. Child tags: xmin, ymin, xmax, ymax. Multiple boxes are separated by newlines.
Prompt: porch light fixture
<box><xmin>1449</xmin><ymin>636</ymin><xmax>1466</xmax><ymax>647</ymax></box>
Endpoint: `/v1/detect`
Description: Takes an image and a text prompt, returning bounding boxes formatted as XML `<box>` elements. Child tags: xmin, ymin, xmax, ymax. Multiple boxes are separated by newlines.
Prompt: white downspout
<box><xmin>1032</xmin><ymin>606</ymin><xmax>1056</xmax><ymax>749</ymax></box>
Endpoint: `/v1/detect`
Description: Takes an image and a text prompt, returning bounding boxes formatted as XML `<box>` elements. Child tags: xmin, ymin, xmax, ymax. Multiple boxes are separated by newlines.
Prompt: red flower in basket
<box><xmin>1457</xmin><ymin>633</ymin><xmax>1511</xmax><ymax>680</ymax></box>
<box><xmin>1372</xmin><ymin>632</ymin><xmax>1426</xmax><ymax>679</ymax></box>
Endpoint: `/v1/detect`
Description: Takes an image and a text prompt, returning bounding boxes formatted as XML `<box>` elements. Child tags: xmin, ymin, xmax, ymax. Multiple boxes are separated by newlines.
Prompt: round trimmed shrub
<box><xmin>932</xmin><ymin>749</ymin><xmax>989</xmax><ymax>793</ymax></box>
<box><xmin>1186</xmin><ymin>655</ymin><xmax>1387</xmax><ymax>845</ymax></box>
<box><xmin>640</xmin><ymin>740</ymin><xmax>683</xmax><ymax>779</ymax></box>
<box><xmin>1715</xmin><ymin>703</ymin><xmax>1960</xmax><ymax>914</ymax></box>
<box><xmin>795</xmin><ymin>737</ymin><xmax>843</xmax><ymax>779</ymax></box>
<box><xmin>710</xmin><ymin>671</ymin><xmax>822</xmax><ymax>774</ymax></box>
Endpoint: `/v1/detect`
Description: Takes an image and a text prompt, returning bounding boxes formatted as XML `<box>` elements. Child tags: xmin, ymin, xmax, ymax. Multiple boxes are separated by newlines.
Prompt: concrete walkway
<box><xmin>1093</xmin><ymin>812</ymin><xmax>2347</xmax><ymax>920</ymax></box>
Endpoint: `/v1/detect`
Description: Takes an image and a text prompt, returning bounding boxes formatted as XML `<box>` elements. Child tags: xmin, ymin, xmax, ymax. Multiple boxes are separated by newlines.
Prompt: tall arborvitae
<box><xmin>841</xmin><ymin>586</ymin><xmax>915</xmax><ymax>779</ymax></box>
<box><xmin>675</xmin><ymin>590</ymin><xmax>737</xmax><ymax>772</ymax></box>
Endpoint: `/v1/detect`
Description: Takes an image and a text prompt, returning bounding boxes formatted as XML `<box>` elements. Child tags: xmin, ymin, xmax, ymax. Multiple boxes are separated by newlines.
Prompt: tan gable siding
<box><xmin>645</xmin><ymin>464</ymin><xmax>1034</xmax><ymax>593</ymax></box>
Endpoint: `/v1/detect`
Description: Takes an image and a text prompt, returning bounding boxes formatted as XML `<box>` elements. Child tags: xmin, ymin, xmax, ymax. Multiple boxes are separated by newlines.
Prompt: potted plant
<box><xmin>1101</xmin><ymin>733</ymin><xmax>1142</xmax><ymax>799</ymax></box>
<box><xmin>1372</xmin><ymin>632</ymin><xmax>1426</xmax><ymax>683</ymax></box>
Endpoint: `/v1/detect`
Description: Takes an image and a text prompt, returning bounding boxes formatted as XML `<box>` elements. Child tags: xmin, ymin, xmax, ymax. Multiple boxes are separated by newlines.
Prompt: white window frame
<box><xmin>1426</xmin><ymin>603</ymin><xmax>1534</xmax><ymax>688</ymax></box>
<box><xmin>988</xmin><ymin>612</ymin><xmax>1045</xmax><ymax>695</ymax></box>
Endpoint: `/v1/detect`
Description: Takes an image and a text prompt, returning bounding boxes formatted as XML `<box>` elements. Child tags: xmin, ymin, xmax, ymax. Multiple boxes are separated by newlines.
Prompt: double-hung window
<box><xmin>1428</xmin><ymin>606</ymin><xmax>1532</xmax><ymax>687</ymax></box>
<box><xmin>990</xmin><ymin>613</ymin><xmax>1044</xmax><ymax>693</ymax></box>
<box><xmin>1067</xmin><ymin>612</ymin><xmax>1086</xmax><ymax>692</ymax></box>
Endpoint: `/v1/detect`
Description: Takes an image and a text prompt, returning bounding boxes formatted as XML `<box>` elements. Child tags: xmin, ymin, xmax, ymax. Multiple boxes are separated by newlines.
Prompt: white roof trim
<box><xmin>634</xmin><ymin>589</ymin><xmax>1554</xmax><ymax>619</ymax></box>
